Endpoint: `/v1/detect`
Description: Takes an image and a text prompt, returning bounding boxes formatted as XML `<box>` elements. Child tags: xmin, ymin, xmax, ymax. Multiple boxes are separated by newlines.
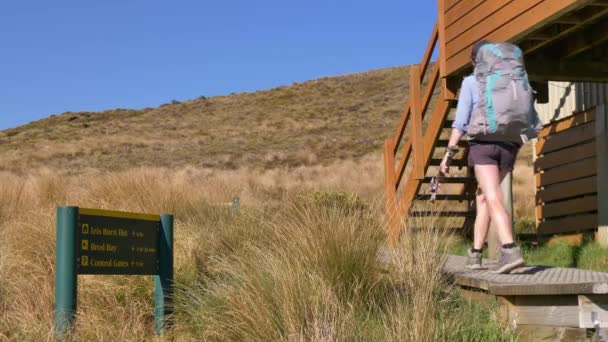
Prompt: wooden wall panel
<box><xmin>445</xmin><ymin>0</ymin><xmax>464</xmax><ymax>12</ymax></box>
<box><xmin>443</xmin><ymin>0</ymin><xmax>582</xmax><ymax>76</ymax></box>
<box><xmin>536</xmin><ymin>122</ymin><xmax>596</xmax><ymax>155</ymax></box>
<box><xmin>445</xmin><ymin>0</ymin><xmax>485</xmax><ymax>28</ymax></box>
<box><xmin>446</xmin><ymin>0</ymin><xmax>512</xmax><ymax>43</ymax></box>
<box><xmin>446</xmin><ymin>0</ymin><xmax>544</xmax><ymax>66</ymax></box>
<box><xmin>536</xmin><ymin>176</ymin><xmax>597</xmax><ymax>204</ymax></box>
<box><xmin>536</xmin><ymin>158</ymin><xmax>596</xmax><ymax>187</ymax></box>
<box><xmin>538</xmin><ymin>214</ymin><xmax>597</xmax><ymax>235</ymax></box>
<box><xmin>534</xmin><ymin>141</ymin><xmax>596</xmax><ymax>172</ymax></box>
<box><xmin>538</xmin><ymin>110</ymin><xmax>596</xmax><ymax>138</ymax></box>
<box><xmin>538</xmin><ymin>195</ymin><xmax>597</xmax><ymax>219</ymax></box>
<box><xmin>534</xmin><ymin>107</ymin><xmax>599</xmax><ymax>236</ymax></box>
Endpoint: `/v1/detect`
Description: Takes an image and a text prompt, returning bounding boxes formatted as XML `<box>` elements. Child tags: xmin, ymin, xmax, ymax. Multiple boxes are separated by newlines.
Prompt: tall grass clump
<box><xmin>0</xmin><ymin>170</ymin><xmax>515</xmax><ymax>341</ymax></box>
<box><xmin>578</xmin><ymin>242</ymin><xmax>608</xmax><ymax>272</ymax></box>
<box><xmin>175</xmin><ymin>199</ymin><xmax>515</xmax><ymax>341</ymax></box>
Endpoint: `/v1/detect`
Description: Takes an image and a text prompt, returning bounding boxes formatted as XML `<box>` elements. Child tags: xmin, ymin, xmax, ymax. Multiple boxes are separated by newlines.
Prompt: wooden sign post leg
<box><xmin>596</xmin><ymin>105</ymin><xmax>608</xmax><ymax>247</ymax></box>
<box><xmin>54</xmin><ymin>206</ymin><xmax>79</xmax><ymax>336</ymax></box>
<box><xmin>155</xmin><ymin>214</ymin><xmax>174</xmax><ymax>335</ymax></box>
<box><xmin>489</xmin><ymin>173</ymin><xmax>514</xmax><ymax>259</ymax></box>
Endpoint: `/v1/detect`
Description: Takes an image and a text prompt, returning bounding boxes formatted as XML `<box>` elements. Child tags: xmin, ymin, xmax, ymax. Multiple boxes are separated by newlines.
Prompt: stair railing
<box><xmin>384</xmin><ymin>21</ymin><xmax>454</xmax><ymax>243</ymax></box>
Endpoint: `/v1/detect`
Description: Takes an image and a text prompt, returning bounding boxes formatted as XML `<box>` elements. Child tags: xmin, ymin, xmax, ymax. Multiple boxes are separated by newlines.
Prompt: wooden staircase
<box><xmin>383</xmin><ymin>22</ymin><xmax>477</xmax><ymax>243</ymax></box>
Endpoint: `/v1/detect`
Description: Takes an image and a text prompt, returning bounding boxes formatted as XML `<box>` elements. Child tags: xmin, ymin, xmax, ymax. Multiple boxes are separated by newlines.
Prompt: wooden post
<box><xmin>489</xmin><ymin>172</ymin><xmax>514</xmax><ymax>259</ymax></box>
<box><xmin>410</xmin><ymin>65</ymin><xmax>424</xmax><ymax>180</ymax></box>
<box><xmin>384</xmin><ymin>139</ymin><xmax>400</xmax><ymax>243</ymax></box>
<box><xmin>596</xmin><ymin>104</ymin><xmax>608</xmax><ymax>247</ymax></box>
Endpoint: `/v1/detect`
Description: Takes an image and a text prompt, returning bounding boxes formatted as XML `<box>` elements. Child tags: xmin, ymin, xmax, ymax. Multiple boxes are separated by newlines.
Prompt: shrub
<box><xmin>523</xmin><ymin>241</ymin><xmax>575</xmax><ymax>268</ymax></box>
<box><xmin>577</xmin><ymin>242</ymin><xmax>608</xmax><ymax>272</ymax></box>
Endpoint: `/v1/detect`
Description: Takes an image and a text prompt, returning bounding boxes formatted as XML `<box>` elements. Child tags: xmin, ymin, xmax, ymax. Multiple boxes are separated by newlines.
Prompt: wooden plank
<box><xmin>385</xmin><ymin>139</ymin><xmax>400</xmax><ymax>244</ymax></box>
<box><xmin>536</xmin><ymin>158</ymin><xmax>596</xmax><ymax>187</ymax></box>
<box><xmin>553</xmin><ymin>19</ymin><xmax>608</xmax><ymax>59</ymax></box>
<box><xmin>515</xmin><ymin>325</ymin><xmax>589</xmax><ymax>341</ymax></box>
<box><xmin>399</xmin><ymin>99</ymin><xmax>452</xmax><ymax>219</ymax></box>
<box><xmin>445</xmin><ymin>0</ymin><xmax>544</xmax><ymax>63</ymax></box>
<box><xmin>538</xmin><ymin>213</ymin><xmax>597</xmax><ymax>235</ymax></box>
<box><xmin>446</xmin><ymin>0</ymin><xmax>512</xmax><ymax>43</ymax></box>
<box><xmin>418</xmin><ymin>23</ymin><xmax>438</xmax><ymax>85</ymax></box>
<box><xmin>445</xmin><ymin>0</ymin><xmax>486</xmax><ymax>28</ymax></box>
<box><xmin>538</xmin><ymin>109</ymin><xmax>596</xmax><ymax>138</ymax></box>
<box><xmin>536</xmin><ymin>121</ymin><xmax>596</xmax><ymax>155</ymax></box>
<box><xmin>410</xmin><ymin>65</ymin><xmax>424</xmax><ymax>180</ymax></box>
<box><xmin>395</xmin><ymin>65</ymin><xmax>440</xmax><ymax>188</ymax></box>
<box><xmin>523</xmin><ymin>6</ymin><xmax>608</xmax><ymax>56</ymax></box>
<box><xmin>443</xmin><ymin>255</ymin><xmax>608</xmax><ymax>295</ymax></box>
<box><xmin>537</xmin><ymin>195</ymin><xmax>597</xmax><ymax>219</ymax></box>
<box><xmin>579</xmin><ymin>295</ymin><xmax>608</xmax><ymax>328</ymax></box>
<box><xmin>392</xmin><ymin>25</ymin><xmax>438</xmax><ymax>153</ymax></box>
<box><xmin>597</xmin><ymin>104</ymin><xmax>608</xmax><ymax>246</ymax></box>
<box><xmin>536</xmin><ymin>176</ymin><xmax>597</xmax><ymax>204</ymax></box>
<box><xmin>502</xmin><ymin>295</ymin><xmax>580</xmax><ymax>328</ymax></box>
<box><xmin>417</xmin><ymin>194</ymin><xmax>474</xmax><ymax>201</ymax></box>
<box><xmin>534</xmin><ymin>141</ymin><xmax>596</xmax><ymax>172</ymax></box>
<box><xmin>526</xmin><ymin>58</ymin><xmax>608</xmax><ymax>82</ymax></box>
<box><xmin>423</xmin><ymin>176</ymin><xmax>475</xmax><ymax>184</ymax></box>
<box><xmin>445</xmin><ymin>0</ymin><xmax>585</xmax><ymax>76</ymax></box>
<box><xmin>438</xmin><ymin>0</ymin><xmax>448</xmax><ymax>79</ymax></box>
<box><xmin>445</xmin><ymin>0</ymin><xmax>464</xmax><ymax>12</ymax></box>
<box><xmin>546</xmin><ymin>233</ymin><xmax>584</xmax><ymax>246</ymax></box>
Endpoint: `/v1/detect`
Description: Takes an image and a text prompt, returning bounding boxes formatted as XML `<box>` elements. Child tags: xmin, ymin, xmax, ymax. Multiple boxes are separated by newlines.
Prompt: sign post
<box><xmin>54</xmin><ymin>207</ymin><xmax>174</xmax><ymax>337</ymax></box>
<box><xmin>155</xmin><ymin>214</ymin><xmax>174</xmax><ymax>335</ymax></box>
<box><xmin>55</xmin><ymin>206</ymin><xmax>78</xmax><ymax>335</ymax></box>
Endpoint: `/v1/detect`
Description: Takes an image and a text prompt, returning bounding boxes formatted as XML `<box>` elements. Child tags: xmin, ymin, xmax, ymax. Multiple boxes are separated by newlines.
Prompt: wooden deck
<box><xmin>444</xmin><ymin>255</ymin><xmax>608</xmax><ymax>336</ymax></box>
<box><xmin>444</xmin><ymin>255</ymin><xmax>608</xmax><ymax>296</ymax></box>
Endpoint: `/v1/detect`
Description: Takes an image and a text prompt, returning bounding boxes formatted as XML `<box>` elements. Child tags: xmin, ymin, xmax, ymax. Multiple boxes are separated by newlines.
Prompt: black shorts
<box><xmin>468</xmin><ymin>141</ymin><xmax>520</xmax><ymax>172</ymax></box>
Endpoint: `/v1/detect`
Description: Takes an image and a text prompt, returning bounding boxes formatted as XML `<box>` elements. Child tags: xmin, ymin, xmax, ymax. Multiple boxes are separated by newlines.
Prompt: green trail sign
<box><xmin>77</xmin><ymin>209</ymin><xmax>160</xmax><ymax>275</ymax></box>
<box><xmin>54</xmin><ymin>207</ymin><xmax>173</xmax><ymax>337</ymax></box>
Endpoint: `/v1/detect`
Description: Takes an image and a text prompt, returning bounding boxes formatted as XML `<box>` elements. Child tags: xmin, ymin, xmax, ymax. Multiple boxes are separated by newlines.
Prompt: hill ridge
<box><xmin>0</xmin><ymin>65</ymin><xmax>416</xmax><ymax>173</ymax></box>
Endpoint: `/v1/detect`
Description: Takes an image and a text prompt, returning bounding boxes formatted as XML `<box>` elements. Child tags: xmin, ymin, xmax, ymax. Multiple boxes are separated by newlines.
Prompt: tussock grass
<box><xmin>0</xmin><ymin>168</ymin><xmax>515</xmax><ymax>341</ymax></box>
<box><xmin>578</xmin><ymin>242</ymin><xmax>608</xmax><ymax>272</ymax></box>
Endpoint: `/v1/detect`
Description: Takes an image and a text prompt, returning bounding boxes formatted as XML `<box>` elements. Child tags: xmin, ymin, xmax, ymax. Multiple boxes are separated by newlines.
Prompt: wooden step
<box><xmin>409</xmin><ymin>211</ymin><xmax>476</xmax><ymax>217</ymax></box>
<box><xmin>417</xmin><ymin>194</ymin><xmax>474</xmax><ymax>201</ymax></box>
<box><xmin>422</xmin><ymin>177</ymin><xmax>476</xmax><ymax>184</ymax></box>
<box><xmin>429</xmin><ymin>158</ymin><xmax>467</xmax><ymax>167</ymax></box>
<box><xmin>436</xmin><ymin>140</ymin><xmax>470</xmax><ymax>148</ymax></box>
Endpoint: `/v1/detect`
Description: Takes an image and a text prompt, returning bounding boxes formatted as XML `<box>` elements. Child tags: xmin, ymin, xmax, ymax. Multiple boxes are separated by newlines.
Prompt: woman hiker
<box><xmin>440</xmin><ymin>40</ymin><xmax>541</xmax><ymax>274</ymax></box>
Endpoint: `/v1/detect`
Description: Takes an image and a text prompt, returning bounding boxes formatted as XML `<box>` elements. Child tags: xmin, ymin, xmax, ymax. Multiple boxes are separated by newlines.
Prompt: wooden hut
<box><xmin>384</xmin><ymin>0</ymin><xmax>608</xmax><ymax>244</ymax></box>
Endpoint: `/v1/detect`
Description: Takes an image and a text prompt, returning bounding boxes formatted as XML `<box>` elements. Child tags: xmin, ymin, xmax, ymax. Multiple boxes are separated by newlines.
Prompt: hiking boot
<box><xmin>465</xmin><ymin>248</ymin><xmax>482</xmax><ymax>270</ymax></box>
<box><xmin>491</xmin><ymin>246</ymin><xmax>525</xmax><ymax>274</ymax></box>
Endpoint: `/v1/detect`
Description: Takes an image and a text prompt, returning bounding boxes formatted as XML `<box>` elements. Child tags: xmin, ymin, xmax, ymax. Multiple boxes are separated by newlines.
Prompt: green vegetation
<box><xmin>0</xmin><ymin>171</ymin><xmax>516</xmax><ymax>341</ymax></box>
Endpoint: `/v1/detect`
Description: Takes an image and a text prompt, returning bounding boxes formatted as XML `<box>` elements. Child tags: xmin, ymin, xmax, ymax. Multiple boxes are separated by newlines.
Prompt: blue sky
<box><xmin>0</xmin><ymin>1</ymin><xmax>436</xmax><ymax>130</ymax></box>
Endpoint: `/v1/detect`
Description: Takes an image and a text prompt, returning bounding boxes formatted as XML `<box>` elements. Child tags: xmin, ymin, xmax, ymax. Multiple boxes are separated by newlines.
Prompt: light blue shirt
<box><xmin>452</xmin><ymin>75</ymin><xmax>477</xmax><ymax>133</ymax></box>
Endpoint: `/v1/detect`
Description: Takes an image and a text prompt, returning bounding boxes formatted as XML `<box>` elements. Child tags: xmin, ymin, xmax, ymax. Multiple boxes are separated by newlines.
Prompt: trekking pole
<box><xmin>429</xmin><ymin>172</ymin><xmax>442</xmax><ymax>203</ymax></box>
<box><xmin>431</xmin><ymin>147</ymin><xmax>458</xmax><ymax>203</ymax></box>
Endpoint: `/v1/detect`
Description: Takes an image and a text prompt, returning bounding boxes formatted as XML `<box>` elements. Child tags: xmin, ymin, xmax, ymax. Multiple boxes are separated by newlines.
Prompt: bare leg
<box><xmin>474</xmin><ymin>164</ymin><xmax>514</xmax><ymax>245</ymax></box>
<box><xmin>473</xmin><ymin>193</ymin><xmax>490</xmax><ymax>250</ymax></box>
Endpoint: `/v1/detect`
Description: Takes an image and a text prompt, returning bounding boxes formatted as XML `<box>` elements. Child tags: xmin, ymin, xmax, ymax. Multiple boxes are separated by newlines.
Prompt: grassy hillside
<box><xmin>0</xmin><ymin>66</ymin><xmax>422</xmax><ymax>173</ymax></box>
